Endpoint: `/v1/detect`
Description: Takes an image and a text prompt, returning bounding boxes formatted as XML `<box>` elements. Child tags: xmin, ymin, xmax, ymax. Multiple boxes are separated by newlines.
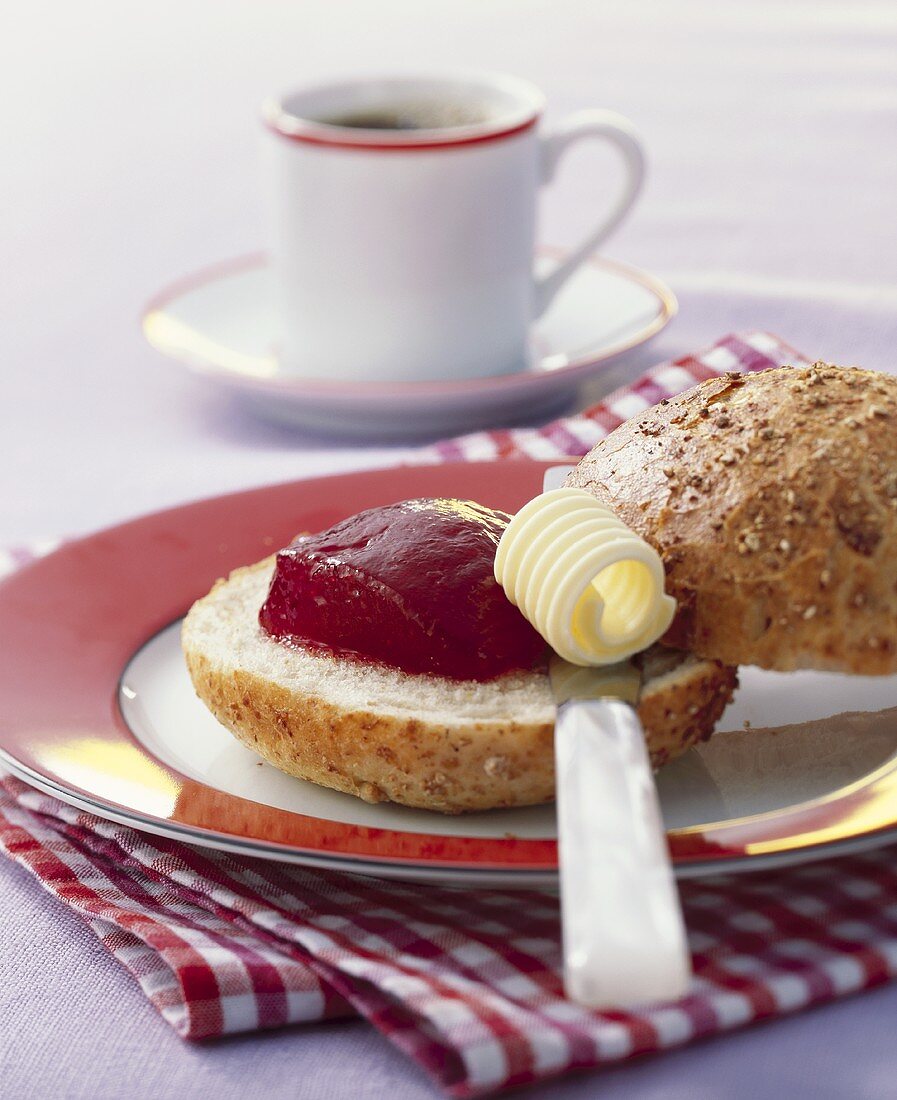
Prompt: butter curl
<box><xmin>494</xmin><ymin>488</ymin><xmax>676</xmax><ymax>665</ymax></box>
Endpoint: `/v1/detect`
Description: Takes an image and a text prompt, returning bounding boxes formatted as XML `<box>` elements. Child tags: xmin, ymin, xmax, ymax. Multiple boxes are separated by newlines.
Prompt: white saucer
<box><xmin>142</xmin><ymin>249</ymin><xmax>676</xmax><ymax>441</ymax></box>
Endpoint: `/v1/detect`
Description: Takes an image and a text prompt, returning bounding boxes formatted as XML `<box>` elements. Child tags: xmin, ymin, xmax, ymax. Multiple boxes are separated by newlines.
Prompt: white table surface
<box><xmin>2</xmin><ymin>2</ymin><xmax>896</xmax><ymax>1097</ymax></box>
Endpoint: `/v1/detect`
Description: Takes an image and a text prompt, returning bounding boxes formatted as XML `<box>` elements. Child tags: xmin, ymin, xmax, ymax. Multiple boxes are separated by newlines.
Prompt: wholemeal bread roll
<box><xmin>566</xmin><ymin>362</ymin><xmax>897</xmax><ymax>674</ymax></box>
<box><xmin>183</xmin><ymin>559</ymin><xmax>737</xmax><ymax>813</ymax></box>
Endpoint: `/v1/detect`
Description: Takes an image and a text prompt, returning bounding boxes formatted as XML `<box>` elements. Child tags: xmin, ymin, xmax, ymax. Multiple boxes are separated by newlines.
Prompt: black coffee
<box><xmin>320</xmin><ymin>102</ymin><xmax>487</xmax><ymax>132</ymax></box>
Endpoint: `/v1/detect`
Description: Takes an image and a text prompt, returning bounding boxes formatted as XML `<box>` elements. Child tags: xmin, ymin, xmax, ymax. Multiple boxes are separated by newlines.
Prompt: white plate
<box><xmin>3</xmin><ymin>460</ymin><xmax>897</xmax><ymax>887</ymax></box>
<box><xmin>142</xmin><ymin>250</ymin><xmax>677</xmax><ymax>440</ymax></box>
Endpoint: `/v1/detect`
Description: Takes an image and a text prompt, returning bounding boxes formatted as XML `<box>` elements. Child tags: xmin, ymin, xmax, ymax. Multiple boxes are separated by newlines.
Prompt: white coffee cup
<box><xmin>262</xmin><ymin>72</ymin><xmax>644</xmax><ymax>383</ymax></box>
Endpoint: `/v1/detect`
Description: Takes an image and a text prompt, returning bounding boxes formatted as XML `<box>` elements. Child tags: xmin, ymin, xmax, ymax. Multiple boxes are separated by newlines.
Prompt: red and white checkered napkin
<box><xmin>3</xmin><ymin>331</ymin><xmax>896</xmax><ymax>1097</ymax></box>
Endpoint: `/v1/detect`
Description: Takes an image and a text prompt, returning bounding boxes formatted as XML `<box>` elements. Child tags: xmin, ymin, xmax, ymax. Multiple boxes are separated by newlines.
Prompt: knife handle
<box><xmin>555</xmin><ymin>698</ymin><xmax>691</xmax><ymax>1007</ymax></box>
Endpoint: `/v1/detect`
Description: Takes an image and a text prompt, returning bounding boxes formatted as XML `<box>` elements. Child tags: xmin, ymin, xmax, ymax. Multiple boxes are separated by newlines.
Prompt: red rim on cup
<box><xmin>263</xmin><ymin>72</ymin><xmax>544</xmax><ymax>151</ymax></box>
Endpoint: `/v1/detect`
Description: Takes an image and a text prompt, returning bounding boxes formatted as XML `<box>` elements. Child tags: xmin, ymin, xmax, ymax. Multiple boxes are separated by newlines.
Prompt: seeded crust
<box><xmin>182</xmin><ymin>560</ymin><xmax>737</xmax><ymax>813</ymax></box>
<box><xmin>566</xmin><ymin>363</ymin><xmax>897</xmax><ymax>674</ymax></box>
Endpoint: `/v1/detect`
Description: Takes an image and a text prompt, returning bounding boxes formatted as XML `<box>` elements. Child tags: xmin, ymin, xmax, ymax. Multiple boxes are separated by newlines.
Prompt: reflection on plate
<box><xmin>1</xmin><ymin>460</ymin><xmax>896</xmax><ymax>885</ymax></box>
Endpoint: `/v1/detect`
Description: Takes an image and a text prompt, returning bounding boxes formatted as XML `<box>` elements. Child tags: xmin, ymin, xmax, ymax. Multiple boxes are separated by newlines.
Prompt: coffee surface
<box><xmin>319</xmin><ymin>101</ymin><xmax>487</xmax><ymax>132</ymax></box>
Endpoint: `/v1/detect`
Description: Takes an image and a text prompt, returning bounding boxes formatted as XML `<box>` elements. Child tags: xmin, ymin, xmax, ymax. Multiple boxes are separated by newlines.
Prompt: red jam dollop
<box><xmin>258</xmin><ymin>498</ymin><xmax>545</xmax><ymax>681</ymax></box>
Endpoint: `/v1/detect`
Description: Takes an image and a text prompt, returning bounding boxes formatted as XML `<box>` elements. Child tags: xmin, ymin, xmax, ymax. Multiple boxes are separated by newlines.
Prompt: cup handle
<box><xmin>555</xmin><ymin>698</ymin><xmax>691</xmax><ymax>1008</ymax></box>
<box><xmin>534</xmin><ymin>111</ymin><xmax>645</xmax><ymax>317</ymax></box>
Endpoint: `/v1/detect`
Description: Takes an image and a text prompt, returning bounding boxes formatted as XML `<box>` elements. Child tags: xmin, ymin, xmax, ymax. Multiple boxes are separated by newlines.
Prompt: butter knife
<box><xmin>528</xmin><ymin>465</ymin><xmax>691</xmax><ymax>1007</ymax></box>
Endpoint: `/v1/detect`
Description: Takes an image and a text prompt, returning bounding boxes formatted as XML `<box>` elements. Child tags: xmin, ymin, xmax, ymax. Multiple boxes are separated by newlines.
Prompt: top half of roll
<box><xmin>566</xmin><ymin>362</ymin><xmax>897</xmax><ymax>674</ymax></box>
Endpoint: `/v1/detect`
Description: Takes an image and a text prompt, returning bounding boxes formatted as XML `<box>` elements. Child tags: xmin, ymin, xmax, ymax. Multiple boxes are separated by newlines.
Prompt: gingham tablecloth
<box><xmin>2</xmin><ymin>332</ymin><xmax>896</xmax><ymax>1098</ymax></box>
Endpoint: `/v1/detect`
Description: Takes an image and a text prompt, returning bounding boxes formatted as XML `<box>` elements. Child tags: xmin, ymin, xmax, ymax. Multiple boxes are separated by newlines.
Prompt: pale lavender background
<box><xmin>1</xmin><ymin>1</ymin><xmax>897</xmax><ymax>1097</ymax></box>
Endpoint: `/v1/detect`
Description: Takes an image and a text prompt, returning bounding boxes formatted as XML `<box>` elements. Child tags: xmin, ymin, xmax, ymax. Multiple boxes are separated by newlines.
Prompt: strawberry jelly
<box><xmin>258</xmin><ymin>498</ymin><xmax>545</xmax><ymax>681</ymax></box>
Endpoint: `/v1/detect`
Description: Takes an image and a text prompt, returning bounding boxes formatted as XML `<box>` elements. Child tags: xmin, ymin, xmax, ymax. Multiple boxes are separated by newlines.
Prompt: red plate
<box><xmin>1</xmin><ymin>461</ymin><xmax>896</xmax><ymax>883</ymax></box>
